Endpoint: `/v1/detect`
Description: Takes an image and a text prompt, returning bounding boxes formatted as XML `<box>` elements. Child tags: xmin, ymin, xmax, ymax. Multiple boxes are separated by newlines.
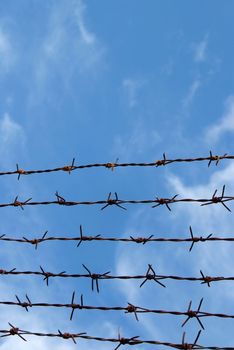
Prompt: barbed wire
<box><xmin>2</xmin><ymin>294</ymin><xmax>234</xmax><ymax>328</ymax></box>
<box><xmin>0</xmin><ymin>326</ymin><xmax>233</xmax><ymax>349</ymax></box>
<box><xmin>0</xmin><ymin>185</ymin><xmax>233</xmax><ymax>212</ymax></box>
<box><xmin>0</xmin><ymin>152</ymin><xmax>231</xmax><ymax>179</ymax></box>
<box><xmin>0</xmin><ymin>264</ymin><xmax>233</xmax><ymax>289</ymax></box>
<box><xmin>0</xmin><ymin>226</ymin><xmax>232</xmax><ymax>251</ymax></box>
<box><xmin>1</xmin><ymin>155</ymin><xmax>233</xmax><ymax>347</ymax></box>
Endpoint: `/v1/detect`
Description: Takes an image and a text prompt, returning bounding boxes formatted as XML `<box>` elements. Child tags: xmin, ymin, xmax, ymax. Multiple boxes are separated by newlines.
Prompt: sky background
<box><xmin>0</xmin><ymin>0</ymin><xmax>234</xmax><ymax>348</ymax></box>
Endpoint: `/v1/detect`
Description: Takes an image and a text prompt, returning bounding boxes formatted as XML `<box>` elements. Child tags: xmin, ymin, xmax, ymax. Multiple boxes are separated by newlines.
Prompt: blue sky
<box><xmin>0</xmin><ymin>0</ymin><xmax>234</xmax><ymax>348</ymax></box>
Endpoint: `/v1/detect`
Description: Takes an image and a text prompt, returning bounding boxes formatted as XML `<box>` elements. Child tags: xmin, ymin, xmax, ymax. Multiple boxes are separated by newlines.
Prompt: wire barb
<box><xmin>140</xmin><ymin>264</ymin><xmax>166</xmax><ymax>288</ymax></box>
<box><xmin>208</xmin><ymin>151</ymin><xmax>228</xmax><ymax>167</ymax></box>
<box><xmin>114</xmin><ymin>332</ymin><xmax>139</xmax><ymax>350</ymax></box>
<box><xmin>55</xmin><ymin>191</ymin><xmax>67</xmax><ymax>205</ymax></box>
<box><xmin>82</xmin><ymin>264</ymin><xmax>110</xmax><ymax>293</ymax></box>
<box><xmin>200</xmin><ymin>270</ymin><xmax>213</xmax><ymax>287</ymax></box>
<box><xmin>15</xmin><ymin>294</ymin><xmax>32</xmax><ymax>312</ymax></box>
<box><xmin>178</xmin><ymin>330</ymin><xmax>201</xmax><ymax>350</ymax></box>
<box><xmin>125</xmin><ymin>303</ymin><xmax>139</xmax><ymax>321</ymax></box>
<box><xmin>201</xmin><ymin>185</ymin><xmax>232</xmax><ymax>212</ymax></box>
<box><xmin>69</xmin><ymin>291</ymin><xmax>83</xmax><ymax>321</ymax></box>
<box><xmin>181</xmin><ymin>299</ymin><xmax>204</xmax><ymax>329</ymax></box>
<box><xmin>13</xmin><ymin>196</ymin><xmax>32</xmax><ymax>210</ymax></box>
<box><xmin>105</xmin><ymin>158</ymin><xmax>119</xmax><ymax>171</ymax></box>
<box><xmin>189</xmin><ymin>226</ymin><xmax>212</xmax><ymax>252</ymax></box>
<box><xmin>0</xmin><ymin>323</ymin><xmax>27</xmax><ymax>341</ymax></box>
<box><xmin>130</xmin><ymin>235</ymin><xmax>154</xmax><ymax>244</ymax></box>
<box><xmin>40</xmin><ymin>266</ymin><xmax>66</xmax><ymax>286</ymax></box>
<box><xmin>16</xmin><ymin>164</ymin><xmax>25</xmax><ymax>180</ymax></box>
<box><xmin>155</xmin><ymin>153</ymin><xmax>168</xmax><ymax>167</ymax></box>
<box><xmin>23</xmin><ymin>231</ymin><xmax>48</xmax><ymax>249</ymax></box>
<box><xmin>101</xmin><ymin>192</ymin><xmax>126</xmax><ymax>211</ymax></box>
<box><xmin>77</xmin><ymin>225</ymin><xmax>101</xmax><ymax>247</ymax></box>
<box><xmin>62</xmin><ymin>158</ymin><xmax>76</xmax><ymax>174</ymax></box>
<box><xmin>152</xmin><ymin>194</ymin><xmax>178</xmax><ymax>211</ymax></box>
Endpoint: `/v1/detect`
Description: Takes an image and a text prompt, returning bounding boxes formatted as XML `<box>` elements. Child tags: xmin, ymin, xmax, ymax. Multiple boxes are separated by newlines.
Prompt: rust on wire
<box><xmin>2</xmin><ymin>229</ymin><xmax>234</xmax><ymax>249</ymax></box>
<box><xmin>181</xmin><ymin>299</ymin><xmax>204</xmax><ymax>329</ymax></box>
<box><xmin>152</xmin><ymin>194</ymin><xmax>178</xmax><ymax>211</ymax></box>
<box><xmin>69</xmin><ymin>291</ymin><xmax>83</xmax><ymax>320</ymax></box>
<box><xmin>208</xmin><ymin>151</ymin><xmax>227</xmax><ymax>167</ymax></box>
<box><xmin>105</xmin><ymin>158</ymin><xmax>119</xmax><ymax>171</ymax></box>
<box><xmin>189</xmin><ymin>226</ymin><xmax>213</xmax><ymax>252</ymax></box>
<box><xmin>140</xmin><ymin>264</ymin><xmax>166</xmax><ymax>288</ymax></box>
<box><xmin>114</xmin><ymin>332</ymin><xmax>139</xmax><ymax>350</ymax></box>
<box><xmin>0</xmin><ymin>323</ymin><xmax>27</xmax><ymax>342</ymax></box>
<box><xmin>0</xmin><ymin>265</ymin><xmax>231</xmax><ymax>286</ymax></box>
<box><xmin>101</xmin><ymin>192</ymin><xmax>127</xmax><ymax>211</ymax></box>
<box><xmin>61</xmin><ymin>158</ymin><xmax>76</xmax><ymax>174</ymax></box>
<box><xmin>3</xmin><ymin>296</ymin><xmax>234</xmax><ymax>326</ymax></box>
<box><xmin>82</xmin><ymin>264</ymin><xmax>111</xmax><ymax>292</ymax></box>
<box><xmin>0</xmin><ymin>186</ymin><xmax>232</xmax><ymax>211</ymax></box>
<box><xmin>0</xmin><ymin>152</ymin><xmax>233</xmax><ymax>179</ymax></box>
<box><xmin>13</xmin><ymin>196</ymin><xmax>32</xmax><ymax>210</ymax></box>
<box><xmin>1</xmin><ymin>326</ymin><xmax>234</xmax><ymax>349</ymax></box>
<box><xmin>201</xmin><ymin>185</ymin><xmax>232</xmax><ymax>212</ymax></box>
<box><xmin>76</xmin><ymin>225</ymin><xmax>101</xmax><ymax>247</ymax></box>
<box><xmin>178</xmin><ymin>331</ymin><xmax>201</xmax><ymax>350</ymax></box>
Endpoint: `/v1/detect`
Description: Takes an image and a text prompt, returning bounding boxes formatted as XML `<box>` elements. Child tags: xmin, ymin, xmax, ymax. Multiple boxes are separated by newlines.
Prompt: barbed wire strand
<box><xmin>2</xmin><ymin>294</ymin><xmax>234</xmax><ymax>326</ymax></box>
<box><xmin>0</xmin><ymin>265</ymin><xmax>233</xmax><ymax>289</ymax></box>
<box><xmin>0</xmin><ymin>185</ymin><xmax>233</xmax><ymax>212</ymax></box>
<box><xmin>1</xmin><ymin>226</ymin><xmax>234</xmax><ymax>251</ymax></box>
<box><xmin>0</xmin><ymin>152</ymin><xmax>231</xmax><ymax>179</ymax></box>
<box><xmin>0</xmin><ymin>326</ymin><xmax>234</xmax><ymax>349</ymax></box>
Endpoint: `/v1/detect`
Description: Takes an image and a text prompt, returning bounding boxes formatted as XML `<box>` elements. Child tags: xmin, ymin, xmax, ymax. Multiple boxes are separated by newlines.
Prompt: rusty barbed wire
<box><xmin>0</xmin><ymin>186</ymin><xmax>233</xmax><ymax>211</ymax></box>
<box><xmin>0</xmin><ymin>152</ymin><xmax>232</xmax><ymax>179</ymax></box>
<box><xmin>2</xmin><ymin>294</ymin><xmax>234</xmax><ymax>327</ymax></box>
<box><xmin>0</xmin><ymin>226</ymin><xmax>234</xmax><ymax>251</ymax></box>
<box><xmin>0</xmin><ymin>326</ymin><xmax>233</xmax><ymax>349</ymax></box>
<box><xmin>0</xmin><ymin>264</ymin><xmax>234</xmax><ymax>288</ymax></box>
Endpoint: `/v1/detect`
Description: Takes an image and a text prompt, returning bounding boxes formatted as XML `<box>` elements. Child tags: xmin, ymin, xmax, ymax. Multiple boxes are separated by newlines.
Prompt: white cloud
<box><xmin>112</xmin><ymin>119</ymin><xmax>161</xmax><ymax>160</ymax></box>
<box><xmin>193</xmin><ymin>35</ymin><xmax>208</xmax><ymax>62</ymax></box>
<box><xmin>122</xmin><ymin>79</ymin><xmax>145</xmax><ymax>108</ymax></box>
<box><xmin>34</xmin><ymin>0</ymin><xmax>104</xmax><ymax>95</ymax></box>
<box><xmin>114</xmin><ymin>162</ymin><xmax>234</xmax><ymax>343</ymax></box>
<box><xmin>206</xmin><ymin>95</ymin><xmax>234</xmax><ymax>144</ymax></box>
<box><xmin>0</xmin><ymin>113</ymin><xmax>25</xmax><ymax>161</ymax></box>
<box><xmin>167</xmin><ymin>162</ymin><xmax>234</xmax><ymax>273</ymax></box>
<box><xmin>73</xmin><ymin>0</ymin><xmax>95</xmax><ymax>45</ymax></box>
<box><xmin>182</xmin><ymin>78</ymin><xmax>201</xmax><ymax>109</ymax></box>
<box><xmin>0</xmin><ymin>27</ymin><xmax>15</xmax><ymax>73</ymax></box>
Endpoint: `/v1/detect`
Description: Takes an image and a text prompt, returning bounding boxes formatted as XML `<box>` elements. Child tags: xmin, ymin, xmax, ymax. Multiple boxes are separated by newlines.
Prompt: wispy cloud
<box><xmin>122</xmin><ymin>78</ymin><xmax>145</xmax><ymax>108</ymax></box>
<box><xmin>182</xmin><ymin>78</ymin><xmax>201</xmax><ymax>109</ymax></box>
<box><xmin>193</xmin><ymin>35</ymin><xmax>208</xmax><ymax>63</ymax></box>
<box><xmin>112</xmin><ymin>119</ymin><xmax>161</xmax><ymax>160</ymax></box>
<box><xmin>73</xmin><ymin>0</ymin><xmax>95</xmax><ymax>45</ymax></box>
<box><xmin>0</xmin><ymin>113</ymin><xmax>25</xmax><ymax>162</ymax></box>
<box><xmin>167</xmin><ymin>162</ymin><xmax>234</xmax><ymax>273</ymax></box>
<box><xmin>0</xmin><ymin>27</ymin><xmax>15</xmax><ymax>73</ymax></box>
<box><xmin>206</xmin><ymin>95</ymin><xmax>234</xmax><ymax>144</ymax></box>
<box><xmin>31</xmin><ymin>0</ymin><xmax>105</xmax><ymax>104</ymax></box>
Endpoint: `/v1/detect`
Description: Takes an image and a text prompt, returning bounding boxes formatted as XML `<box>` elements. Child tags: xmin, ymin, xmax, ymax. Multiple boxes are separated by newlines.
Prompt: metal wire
<box><xmin>0</xmin><ymin>152</ymin><xmax>231</xmax><ymax>179</ymax></box>
<box><xmin>0</xmin><ymin>226</ymin><xmax>233</xmax><ymax>252</ymax></box>
<box><xmin>0</xmin><ymin>185</ymin><xmax>233</xmax><ymax>212</ymax></box>
<box><xmin>0</xmin><ymin>326</ymin><xmax>233</xmax><ymax>349</ymax></box>
<box><xmin>2</xmin><ymin>295</ymin><xmax>234</xmax><ymax>326</ymax></box>
<box><xmin>0</xmin><ymin>265</ymin><xmax>233</xmax><ymax>289</ymax></box>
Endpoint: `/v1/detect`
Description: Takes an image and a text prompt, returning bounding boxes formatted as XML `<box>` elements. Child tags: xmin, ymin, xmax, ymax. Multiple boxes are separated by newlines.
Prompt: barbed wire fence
<box><xmin>1</xmin><ymin>155</ymin><xmax>234</xmax><ymax>348</ymax></box>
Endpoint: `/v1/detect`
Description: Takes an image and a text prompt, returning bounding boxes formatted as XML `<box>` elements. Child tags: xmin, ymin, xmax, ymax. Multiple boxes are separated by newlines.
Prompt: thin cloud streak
<box><xmin>206</xmin><ymin>95</ymin><xmax>234</xmax><ymax>144</ymax></box>
<box><xmin>182</xmin><ymin>78</ymin><xmax>201</xmax><ymax>109</ymax></box>
<box><xmin>0</xmin><ymin>27</ymin><xmax>15</xmax><ymax>73</ymax></box>
<box><xmin>193</xmin><ymin>35</ymin><xmax>208</xmax><ymax>62</ymax></box>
